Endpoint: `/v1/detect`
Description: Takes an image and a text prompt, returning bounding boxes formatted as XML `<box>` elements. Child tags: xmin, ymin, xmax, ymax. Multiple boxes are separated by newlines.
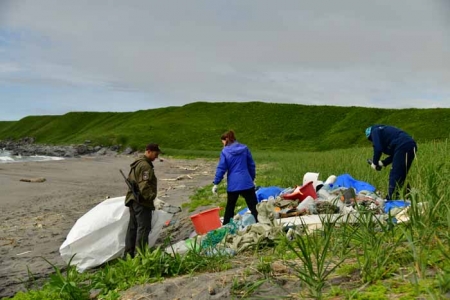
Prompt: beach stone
<box><xmin>63</xmin><ymin>148</ymin><xmax>77</xmax><ymax>157</ymax></box>
<box><xmin>122</xmin><ymin>147</ymin><xmax>134</xmax><ymax>155</ymax></box>
<box><xmin>109</xmin><ymin>145</ymin><xmax>120</xmax><ymax>151</ymax></box>
<box><xmin>89</xmin><ymin>288</ymin><xmax>101</xmax><ymax>299</ymax></box>
<box><xmin>96</xmin><ymin>147</ymin><xmax>107</xmax><ymax>155</ymax></box>
<box><xmin>76</xmin><ymin>144</ymin><xmax>88</xmax><ymax>154</ymax></box>
<box><xmin>208</xmin><ymin>284</ymin><xmax>216</xmax><ymax>295</ymax></box>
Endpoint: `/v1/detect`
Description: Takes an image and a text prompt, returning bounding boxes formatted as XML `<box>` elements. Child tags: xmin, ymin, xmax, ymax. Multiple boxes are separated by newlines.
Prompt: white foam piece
<box><xmin>277</xmin><ymin>213</ymin><xmax>385</xmax><ymax>232</ymax></box>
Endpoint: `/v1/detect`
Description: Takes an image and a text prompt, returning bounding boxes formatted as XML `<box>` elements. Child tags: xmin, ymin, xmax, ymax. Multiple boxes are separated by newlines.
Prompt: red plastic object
<box><xmin>190</xmin><ymin>207</ymin><xmax>222</xmax><ymax>234</ymax></box>
<box><xmin>282</xmin><ymin>181</ymin><xmax>317</xmax><ymax>201</ymax></box>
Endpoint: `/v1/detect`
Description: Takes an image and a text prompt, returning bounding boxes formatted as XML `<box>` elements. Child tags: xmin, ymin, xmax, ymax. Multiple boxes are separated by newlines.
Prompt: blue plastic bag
<box><xmin>384</xmin><ymin>200</ymin><xmax>410</xmax><ymax>214</ymax></box>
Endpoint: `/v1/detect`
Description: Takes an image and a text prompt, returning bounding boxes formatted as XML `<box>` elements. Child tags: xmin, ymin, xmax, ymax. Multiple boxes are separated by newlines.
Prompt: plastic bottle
<box><xmin>242</xmin><ymin>213</ymin><xmax>256</xmax><ymax>227</ymax></box>
<box><xmin>296</xmin><ymin>196</ymin><xmax>315</xmax><ymax>212</ymax></box>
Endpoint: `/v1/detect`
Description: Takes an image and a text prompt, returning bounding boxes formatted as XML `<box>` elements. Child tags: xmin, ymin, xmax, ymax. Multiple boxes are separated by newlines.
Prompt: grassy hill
<box><xmin>0</xmin><ymin>102</ymin><xmax>449</xmax><ymax>152</ymax></box>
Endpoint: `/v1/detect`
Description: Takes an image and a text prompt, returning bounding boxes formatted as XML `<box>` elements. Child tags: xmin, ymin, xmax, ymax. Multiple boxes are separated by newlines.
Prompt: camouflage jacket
<box><xmin>124</xmin><ymin>156</ymin><xmax>157</xmax><ymax>210</ymax></box>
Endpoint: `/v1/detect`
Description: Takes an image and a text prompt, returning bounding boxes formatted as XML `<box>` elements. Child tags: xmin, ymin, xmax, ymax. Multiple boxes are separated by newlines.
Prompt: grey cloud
<box><xmin>0</xmin><ymin>0</ymin><xmax>449</xmax><ymax>121</ymax></box>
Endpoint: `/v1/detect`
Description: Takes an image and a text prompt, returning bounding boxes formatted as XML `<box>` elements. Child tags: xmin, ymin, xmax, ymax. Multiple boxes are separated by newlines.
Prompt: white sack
<box><xmin>59</xmin><ymin>196</ymin><xmax>172</xmax><ymax>272</ymax></box>
<box><xmin>303</xmin><ymin>172</ymin><xmax>323</xmax><ymax>189</ymax></box>
<box><xmin>148</xmin><ymin>208</ymin><xmax>172</xmax><ymax>247</ymax></box>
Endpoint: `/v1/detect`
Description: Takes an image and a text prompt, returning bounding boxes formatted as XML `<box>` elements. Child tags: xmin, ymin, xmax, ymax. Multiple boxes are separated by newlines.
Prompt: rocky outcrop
<box><xmin>0</xmin><ymin>137</ymin><xmax>132</xmax><ymax>158</ymax></box>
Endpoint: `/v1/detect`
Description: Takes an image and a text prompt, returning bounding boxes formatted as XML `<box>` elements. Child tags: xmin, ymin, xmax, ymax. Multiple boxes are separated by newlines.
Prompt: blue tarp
<box><xmin>238</xmin><ymin>186</ymin><xmax>284</xmax><ymax>215</ymax></box>
<box><xmin>384</xmin><ymin>200</ymin><xmax>410</xmax><ymax>214</ymax></box>
<box><xmin>256</xmin><ymin>186</ymin><xmax>284</xmax><ymax>202</ymax></box>
<box><xmin>238</xmin><ymin>207</ymin><xmax>250</xmax><ymax>215</ymax></box>
<box><xmin>332</xmin><ymin>174</ymin><xmax>376</xmax><ymax>193</ymax></box>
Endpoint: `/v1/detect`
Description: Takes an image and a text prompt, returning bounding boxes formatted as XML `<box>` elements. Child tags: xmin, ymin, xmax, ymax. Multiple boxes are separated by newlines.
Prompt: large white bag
<box><xmin>59</xmin><ymin>196</ymin><xmax>172</xmax><ymax>272</ymax></box>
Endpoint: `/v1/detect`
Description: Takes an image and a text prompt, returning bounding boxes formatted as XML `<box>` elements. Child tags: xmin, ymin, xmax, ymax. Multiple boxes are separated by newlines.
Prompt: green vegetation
<box><xmin>283</xmin><ymin>215</ymin><xmax>353</xmax><ymax>299</ymax></box>
<box><xmin>12</xmin><ymin>245</ymin><xmax>232</xmax><ymax>300</ymax></box>
<box><xmin>0</xmin><ymin>102</ymin><xmax>449</xmax><ymax>152</ymax></box>
<box><xmin>8</xmin><ymin>139</ymin><xmax>450</xmax><ymax>299</ymax></box>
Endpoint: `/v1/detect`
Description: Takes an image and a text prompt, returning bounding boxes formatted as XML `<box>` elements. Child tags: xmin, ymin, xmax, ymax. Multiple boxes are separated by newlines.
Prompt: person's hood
<box><xmin>130</xmin><ymin>156</ymin><xmax>152</xmax><ymax>168</ymax></box>
<box><xmin>224</xmin><ymin>142</ymin><xmax>247</xmax><ymax>155</ymax></box>
<box><xmin>365</xmin><ymin>126</ymin><xmax>372</xmax><ymax>140</ymax></box>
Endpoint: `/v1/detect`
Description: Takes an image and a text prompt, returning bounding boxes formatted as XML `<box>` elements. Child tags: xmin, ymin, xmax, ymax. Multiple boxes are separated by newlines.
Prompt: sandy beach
<box><xmin>0</xmin><ymin>154</ymin><xmax>217</xmax><ymax>298</ymax></box>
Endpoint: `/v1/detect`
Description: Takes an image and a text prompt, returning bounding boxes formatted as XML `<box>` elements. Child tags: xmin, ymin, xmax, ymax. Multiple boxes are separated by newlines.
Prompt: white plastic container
<box><xmin>296</xmin><ymin>196</ymin><xmax>315</xmax><ymax>213</ymax></box>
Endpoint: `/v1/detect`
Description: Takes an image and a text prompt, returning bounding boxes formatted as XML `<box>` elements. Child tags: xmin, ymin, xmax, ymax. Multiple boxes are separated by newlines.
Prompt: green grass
<box><xmin>1</xmin><ymin>102</ymin><xmax>449</xmax><ymax>152</ymax></box>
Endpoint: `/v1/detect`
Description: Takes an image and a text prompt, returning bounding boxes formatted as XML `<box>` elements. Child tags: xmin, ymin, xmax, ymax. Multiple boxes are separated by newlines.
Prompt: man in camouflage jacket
<box><xmin>124</xmin><ymin>143</ymin><xmax>162</xmax><ymax>258</ymax></box>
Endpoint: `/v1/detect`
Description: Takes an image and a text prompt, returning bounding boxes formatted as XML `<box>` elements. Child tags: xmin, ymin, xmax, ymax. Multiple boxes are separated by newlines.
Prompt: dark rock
<box><xmin>96</xmin><ymin>147</ymin><xmax>107</xmax><ymax>155</ymax></box>
<box><xmin>0</xmin><ymin>139</ymin><xmax>123</xmax><ymax>159</ymax></box>
<box><xmin>76</xmin><ymin>144</ymin><xmax>88</xmax><ymax>155</ymax></box>
<box><xmin>109</xmin><ymin>145</ymin><xmax>120</xmax><ymax>151</ymax></box>
<box><xmin>122</xmin><ymin>147</ymin><xmax>134</xmax><ymax>155</ymax></box>
<box><xmin>63</xmin><ymin>148</ymin><xmax>77</xmax><ymax>157</ymax></box>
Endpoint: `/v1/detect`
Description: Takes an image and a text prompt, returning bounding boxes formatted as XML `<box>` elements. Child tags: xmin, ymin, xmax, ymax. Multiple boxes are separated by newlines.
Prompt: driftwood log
<box><xmin>19</xmin><ymin>177</ymin><xmax>46</xmax><ymax>183</ymax></box>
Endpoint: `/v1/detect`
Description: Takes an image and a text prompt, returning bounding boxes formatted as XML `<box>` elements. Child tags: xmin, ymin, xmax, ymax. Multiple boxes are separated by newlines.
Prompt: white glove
<box><xmin>371</xmin><ymin>163</ymin><xmax>381</xmax><ymax>171</ymax></box>
<box><xmin>212</xmin><ymin>185</ymin><xmax>218</xmax><ymax>194</ymax></box>
<box><xmin>378</xmin><ymin>161</ymin><xmax>384</xmax><ymax>167</ymax></box>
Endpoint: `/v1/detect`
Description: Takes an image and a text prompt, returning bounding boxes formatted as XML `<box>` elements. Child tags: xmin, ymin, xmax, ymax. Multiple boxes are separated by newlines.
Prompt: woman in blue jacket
<box><xmin>365</xmin><ymin>125</ymin><xmax>417</xmax><ymax>200</ymax></box>
<box><xmin>212</xmin><ymin>130</ymin><xmax>258</xmax><ymax>225</ymax></box>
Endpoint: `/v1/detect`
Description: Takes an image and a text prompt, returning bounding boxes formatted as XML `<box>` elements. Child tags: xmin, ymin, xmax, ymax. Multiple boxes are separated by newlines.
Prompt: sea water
<box><xmin>0</xmin><ymin>149</ymin><xmax>64</xmax><ymax>163</ymax></box>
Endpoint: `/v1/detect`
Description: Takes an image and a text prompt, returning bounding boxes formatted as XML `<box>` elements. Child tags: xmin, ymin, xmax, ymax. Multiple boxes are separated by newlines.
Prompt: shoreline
<box><xmin>0</xmin><ymin>154</ymin><xmax>65</xmax><ymax>164</ymax></box>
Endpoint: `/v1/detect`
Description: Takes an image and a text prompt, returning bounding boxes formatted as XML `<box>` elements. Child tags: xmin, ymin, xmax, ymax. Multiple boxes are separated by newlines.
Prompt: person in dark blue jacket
<box><xmin>365</xmin><ymin>125</ymin><xmax>417</xmax><ymax>200</ymax></box>
<box><xmin>212</xmin><ymin>130</ymin><xmax>258</xmax><ymax>225</ymax></box>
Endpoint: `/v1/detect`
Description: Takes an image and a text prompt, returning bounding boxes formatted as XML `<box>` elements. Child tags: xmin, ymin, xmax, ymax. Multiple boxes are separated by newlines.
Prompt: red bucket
<box><xmin>282</xmin><ymin>181</ymin><xmax>317</xmax><ymax>201</ymax></box>
<box><xmin>190</xmin><ymin>207</ymin><xmax>222</xmax><ymax>235</ymax></box>
<box><xmin>298</xmin><ymin>181</ymin><xmax>317</xmax><ymax>201</ymax></box>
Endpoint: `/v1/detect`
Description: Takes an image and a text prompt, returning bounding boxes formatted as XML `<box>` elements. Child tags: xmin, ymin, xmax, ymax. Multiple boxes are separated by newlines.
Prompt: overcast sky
<box><xmin>0</xmin><ymin>0</ymin><xmax>449</xmax><ymax>121</ymax></box>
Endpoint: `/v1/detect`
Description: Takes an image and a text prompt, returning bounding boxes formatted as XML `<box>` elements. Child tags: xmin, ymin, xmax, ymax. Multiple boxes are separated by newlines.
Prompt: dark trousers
<box><xmin>387</xmin><ymin>145</ymin><xmax>417</xmax><ymax>200</ymax></box>
<box><xmin>124</xmin><ymin>201</ymin><xmax>153</xmax><ymax>258</ymax></box>
<box><xmin>223</xmin><ymin>187</ymin><xmax>258</xmax><ymax>225</ymax></box>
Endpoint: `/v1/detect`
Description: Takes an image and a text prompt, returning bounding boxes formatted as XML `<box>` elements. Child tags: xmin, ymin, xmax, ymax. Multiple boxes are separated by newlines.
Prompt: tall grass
<box><xmin>282</xmin><ymin>215</ymin><xmax>354</xmax><ymax>299</ymax></box>
<box><xmin>9</xmin><ymin>140</ymin><xmax>450</xmax><ymax>299</ymax></box>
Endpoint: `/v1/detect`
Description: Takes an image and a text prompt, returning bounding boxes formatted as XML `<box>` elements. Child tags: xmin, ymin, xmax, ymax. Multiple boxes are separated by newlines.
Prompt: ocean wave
<box><xmin>0</xmin><ymin>153</ymin><xmax>65</xmax><ymax>163</ymax></box>
<box><xmin>0</xmin><ymin>156</ymin><xmax>15</xmax><ymax>162</ymax></box>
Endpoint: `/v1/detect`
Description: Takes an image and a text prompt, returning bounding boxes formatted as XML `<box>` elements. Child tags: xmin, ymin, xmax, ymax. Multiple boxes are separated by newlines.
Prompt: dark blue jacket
<box><xmin>369</xmin><ymin>125</ymin><xmax>416</xmax><ymax>166</ymax></box>
<box><xmin>213</xmin><ymin>141</ymin><xmax>256</xmax><ymax>192</ymax></box>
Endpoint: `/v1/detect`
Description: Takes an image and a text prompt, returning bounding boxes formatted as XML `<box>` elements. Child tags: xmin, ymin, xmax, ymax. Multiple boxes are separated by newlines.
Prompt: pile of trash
<box><xmin>165</xmin><ymin>172</ymin><xmax>415</xmax><ymax>257</ymax></box>
<box><xmin>60</xmin><ymin>172</ymin><xmax>415</xmax><ymax>271</ymax></box>
<box><xmin>270</xmin><ymin>172</ymin><xmax>385</xmax><ymax>218</ymax></box>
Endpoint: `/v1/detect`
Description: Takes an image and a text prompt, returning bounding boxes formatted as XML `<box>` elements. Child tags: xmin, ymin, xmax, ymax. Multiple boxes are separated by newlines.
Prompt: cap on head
<box><xmin>146</xmin><ymin>143</ymin><xmax>163</xmax><ymax>153</ymax></box>
<box><xmin>365</xmin><ymin>127</ymin><xmax>372</xmax><ymax>139</ymax></box>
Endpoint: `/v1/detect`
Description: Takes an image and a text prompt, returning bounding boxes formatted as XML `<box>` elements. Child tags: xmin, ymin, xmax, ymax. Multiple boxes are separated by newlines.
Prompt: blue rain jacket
<box><xmin>213</xmin><ymin>141</ymin><xmax>256</xmax><ymax>192</ymax></box>
<box><xmin>369</xmin><ymin>125</ymin><xmax>416</xmax><ymax>165</ymax></box>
